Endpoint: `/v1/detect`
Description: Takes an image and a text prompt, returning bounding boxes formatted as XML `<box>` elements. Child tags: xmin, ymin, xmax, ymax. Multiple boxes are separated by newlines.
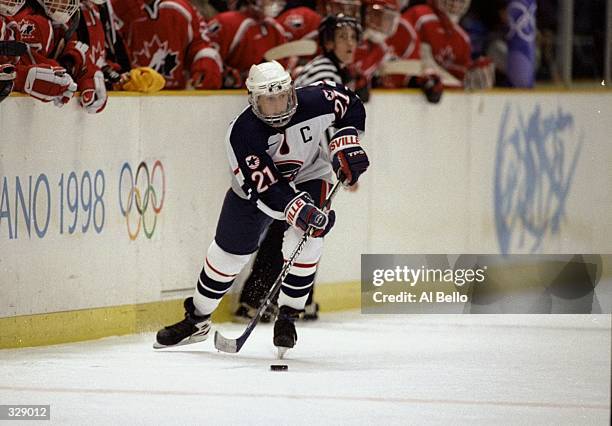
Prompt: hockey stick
<box><xmin>0</xmin><ymin>41</ymin><xmax>27</xmax><ymax>57</ymax></box>
<box><xmin>214</xmin><ymin>180</ymin><xmax>342</xmax><ymax>354</ymax></box>
<box><xmin>263</xmin><ymin>39</ymin><xmax>317</xmax><ymax>61</ymax></box>
<box><xmin>379</xmin><ymin>58</ymin><xmax>462</xmax><ymax>87</ymax></box>
<box><xmin>379</xmin><ymin>59</ymin><xmax>422</xmax><ymax>76</ymax></box>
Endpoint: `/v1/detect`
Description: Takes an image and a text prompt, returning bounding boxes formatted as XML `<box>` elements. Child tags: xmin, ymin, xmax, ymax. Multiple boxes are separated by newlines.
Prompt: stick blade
<box><xmin>214</xmin><ymin>330</ymin><xmax>239</xmax><ymax>353</ymax></box>
<box><xmin>380</xmin><ymin>59</ymin><xmax>422</xmax><ymax>76</ymax></box>
<box><xmin>264</xmin><ymin>40</ymin><xmax>317</xmax><ymax>61</ymax></box>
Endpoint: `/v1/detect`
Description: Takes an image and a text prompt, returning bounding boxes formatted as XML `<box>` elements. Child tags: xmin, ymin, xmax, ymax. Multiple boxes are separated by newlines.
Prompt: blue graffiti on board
<box><xmin>494</xmin><ymin>103</ymin><xmax>583</xmax><ymax>255</ymax></box>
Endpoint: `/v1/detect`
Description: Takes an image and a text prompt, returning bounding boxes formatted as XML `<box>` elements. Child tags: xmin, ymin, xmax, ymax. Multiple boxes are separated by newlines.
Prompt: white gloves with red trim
<box><xmin>22</xmin><ymin>65</ymin><xmax>77</xmax><ymax>107</ymax></box>
<box><xmin>79</xmin><ymin>70</ymin><xmax>107</xmax><ymax>114</ymax></box>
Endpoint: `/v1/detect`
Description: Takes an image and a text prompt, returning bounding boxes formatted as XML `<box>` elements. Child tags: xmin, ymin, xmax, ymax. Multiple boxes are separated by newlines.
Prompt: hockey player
<box><xmin>57</xmin><ymin>0</ymin><xmax>110</xmax><ymax>113</ymax></box>
<box><xmin>316</xmin><ymin>0</ymin><xmax>362</xmax><ymax>19</ymax></box>
<box><xmin>232</xmin><ymin>13</ymin><xmax>363</xmax><ymax>324</ymax></box>
<box><xmin>156</xmin><ymin>60</ymin><xmax>369</xmax><ymax>353</ymax></box>
<box><xmin>350</xmin><ymin>0</ymin><xmax>443</xmax><ymax>103</ymax></box>
<box><xmin>1</xmin><ymin>0</ymin><xmax>79</xmax><ymax>106</ymax></box>
<box><xmin>111</xmin><ymin>0</ymin><xmax>222</xmax><ymax>89</ymax></box>
<box><xmin>403</xmin><ymin>0</ymin><xmax>495</xmax><ymax>89</ymax></box>
<box><xmin>351</xmin><ymin>0</ymin><xmax>400</xmax><ymax>101</ymax></box>
<box><xmin>203</xmin><ymin>0</ymin><xmax>288</xmax><ymax>88</ymax></box>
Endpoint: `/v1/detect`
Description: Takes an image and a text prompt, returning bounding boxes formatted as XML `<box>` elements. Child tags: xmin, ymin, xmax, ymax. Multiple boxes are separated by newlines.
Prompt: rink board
<box><xmin>1</xmin><ymin>88</ymin><xmax>611</xmax><ymax>347</ymax></box>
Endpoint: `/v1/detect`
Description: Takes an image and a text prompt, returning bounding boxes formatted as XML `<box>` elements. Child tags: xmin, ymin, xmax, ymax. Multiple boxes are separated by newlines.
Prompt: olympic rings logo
<box><xmin>119</xmin><ymin>160</ymin><xmax>166</xmax><ymax>240</ymax></box>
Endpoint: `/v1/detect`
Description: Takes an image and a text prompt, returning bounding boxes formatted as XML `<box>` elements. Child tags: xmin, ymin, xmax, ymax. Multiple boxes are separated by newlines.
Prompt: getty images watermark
<box><xmin>361</xmin><ymin>254</ymin><xmax>611</xmax><ymax>314</ymax></box>
<box><xmin>371</xmin><ymin>264</ymin><xmax>487</xmax><ymax>304</ymax></box>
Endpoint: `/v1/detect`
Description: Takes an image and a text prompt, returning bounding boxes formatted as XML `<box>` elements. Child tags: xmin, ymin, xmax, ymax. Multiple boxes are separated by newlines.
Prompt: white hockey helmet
<box><xmin>434</xmin><ymin>0</ymin><xmax>471</xmax><ymax>20</ymax></box>
<box><xmin>247</xmin><ymin>0</ymin><xmax>286</xmax><ymax>18</ymax></box>
<box><xmin>35</xmin><ymin>0</ymin><xmax>80</xmax><ymax>24</ymax></box>
<box><xmin>0</xmin><ymin>0</ymin><xmax>26</xmax><ymax>16</ymax></box>
<box><xmin>89</xmin><ymin>0</ymin><xmax>107</xmax><ymax>5</ymax></box>
<box><xmin>320</xmin><ymin>0</ymin><xmax>362</xmax><ymax>19</ymax></box>
<box><xmin>246</xmin><ymin>61</ymin><xmax>297</xmax><ymax>128</ymax></box>
<box><xmin>363</xmin><ymin>0</ymin><xmax>400</xmax><ymax>43</ymax></box>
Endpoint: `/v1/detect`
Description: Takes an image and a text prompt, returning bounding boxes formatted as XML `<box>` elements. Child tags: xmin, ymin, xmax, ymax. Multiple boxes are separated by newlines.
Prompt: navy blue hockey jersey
<box><xmin>225</xmin><ymin>81</ymin><xmax>366</xmax><ymax>219</ymax></box>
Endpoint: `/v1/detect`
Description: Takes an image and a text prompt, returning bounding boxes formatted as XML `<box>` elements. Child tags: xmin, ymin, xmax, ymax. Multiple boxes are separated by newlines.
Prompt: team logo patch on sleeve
<box><xmin>285</xmin><ymin>15</ymin><xmax>305</xmax><ymax>29</ymax></box>
<box><xmin>246</xmin><ymin>155</ymin><xmax>261</xmax><ymax>170</ymax></box>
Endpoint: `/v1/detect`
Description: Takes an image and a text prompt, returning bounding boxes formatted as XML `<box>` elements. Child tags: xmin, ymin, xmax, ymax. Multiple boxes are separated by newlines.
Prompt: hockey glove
<box><xmin>0</xmin><ymin>64</ymin><xmax>16</xmax><ymax>103</ymax></box>
<box><xmin>464</xmin><ymin>57</ymin><xmax>495</xmax><ymax>91</ymax></box>
<box><xmin>58</xmin><ymin>40</ymin><xmax>89</xmax><ymax>77</ymax></box>
<box><xmin>20</xmin><ymin>65</ymin><xmax>77</xmax><ymax>107</ymax></box>
<box><xmin>102</xmin><ymin>64</ymin><xmax>122</xmax><ymax>89</ymax></box>
<box><xmin>285</xmin><ymin>192</ymin><xmax>336</xmax><ymax>238</ymax></box>
<box><xmin>417</xmin><ymin>73</ymin><xmax>443</xmax><ymax>104</ymax></box>
<box><xmin>79</xmin><ymin>70</ymin><xmax>107</xmax><ymax>114</ymax></box>
<box><xmin>329</xmin><ymin>128</ymin><xmax>370</xmax><ymax>186</ymax></box>
<box><xmin>222</xmin><ymin>66</ymin><xmax>243</xmax><ymax>89</ymax></box>
<box><xmin>189</xmin><ymin>57</ymin><xmax>222</xmax><ymax>90</ymax></box>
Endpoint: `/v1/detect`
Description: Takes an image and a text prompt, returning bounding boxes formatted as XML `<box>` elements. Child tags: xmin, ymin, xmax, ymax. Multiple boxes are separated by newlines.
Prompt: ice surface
<box><xmin>0</xmin><ymin>312</ymin><xmax>610</xmax><ymax>425</ymax></box>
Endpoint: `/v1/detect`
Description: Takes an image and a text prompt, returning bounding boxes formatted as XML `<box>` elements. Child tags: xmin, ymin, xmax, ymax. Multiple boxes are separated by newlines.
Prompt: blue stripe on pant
<box><xmin>281</xmin><ymin>272</ymin><xmax>315</xmax><ymax>299</ymax></box>
<box><xmin>196</xmin><ymin>268</ymin><xmax>234</xmax><ymax>300</ymax></box>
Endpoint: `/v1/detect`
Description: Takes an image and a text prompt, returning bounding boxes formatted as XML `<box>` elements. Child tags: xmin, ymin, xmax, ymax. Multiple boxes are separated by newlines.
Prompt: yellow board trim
<box><xmin>8</xmin><ymin>85</ymin><xmax>611</xmax><ymax>99</ymax></box>
<box><xmin>0</xmin><ymin>281</ymin><xmax>360</xmax><ymax>349</ymax></box>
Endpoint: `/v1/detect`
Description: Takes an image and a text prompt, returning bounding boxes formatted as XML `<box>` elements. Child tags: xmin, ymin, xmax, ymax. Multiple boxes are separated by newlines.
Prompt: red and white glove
<box><xmin>464</xmin><ymin>57</ymin><xmax>495</xmax><ymax>90</ymax></box>
<box><xmin>189</xmin><ymin>57</ymin><xmax>222</xmax><ymax>90</ymax></box>
<box><xmin>0</xmin><ymin>63</ymin><xmax>16</xmax><ymax>81</ymax></box>
<box><xmin>79</xmin><ymin>70</ymin><xmax>107</xmax><ymax>114</ymax></box>
<box><xmin>285</xmin><ymin>192</ymin><xmax>336</xmax><ymax>238</ymax></box>
<box><xmin>22</xmin><ymin>65</ymin><xmax>77</xmax><ymax>107</ymax></box>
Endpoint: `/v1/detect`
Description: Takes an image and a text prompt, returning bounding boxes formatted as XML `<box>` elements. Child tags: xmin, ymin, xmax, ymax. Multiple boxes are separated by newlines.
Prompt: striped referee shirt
<box><xmin>295</xmin><ymin>54</ymin><xmax>345</xmax><ymax>87</ymax></box>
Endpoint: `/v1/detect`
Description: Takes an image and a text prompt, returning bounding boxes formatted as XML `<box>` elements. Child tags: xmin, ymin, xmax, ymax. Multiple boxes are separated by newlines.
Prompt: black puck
<box><xmin>270</xmin><ymin>364</ymin><xmax>288</xmax><ymax>371</ymax></box>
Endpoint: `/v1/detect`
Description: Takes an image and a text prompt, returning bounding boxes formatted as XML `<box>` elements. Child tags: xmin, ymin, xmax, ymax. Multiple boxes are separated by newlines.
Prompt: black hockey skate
<box><xmin>154</xmin><ymin>297</ymin><xmax>211</xmax><ymax>349</ymax></box>
<box><xmin>301</xmin><ymin>302</ymin><xmax>319</xmax><ymax>321</ymax></box>
<box><xmin>233</xmin><ymin>302</ymin><xmax>277</xmax><ymax>324</ymax></box>
<box><xmin>273</xmin><ymin>306</ymin><xmax>300</xmax><ymax>359</ymax></box>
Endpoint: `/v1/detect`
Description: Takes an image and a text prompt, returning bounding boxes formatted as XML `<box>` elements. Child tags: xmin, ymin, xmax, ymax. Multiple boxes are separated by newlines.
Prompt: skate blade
<box><xmin>152</xmin><ymin>330</ymin><xmax>210</xmax><ymax>349</ymax></box>
<box><xmin>276</xmin><ymin>346</ymin><xmax>290</xmax><ymax>359</ymax></box>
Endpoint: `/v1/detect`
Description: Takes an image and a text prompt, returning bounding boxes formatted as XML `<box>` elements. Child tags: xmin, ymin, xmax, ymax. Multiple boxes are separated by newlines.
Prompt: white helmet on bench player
<box><xmin>246</xmin><ymin>61</ymin><xmax>297</xmax><ymax>128</ymax></box>
<box><xmin>363</xmin><ymin>0</ymin><xmax>400</xmax><ymax>43</ymax></box>
<box><xmin>433</xmin><ymin>0</ymin><xmax>471</xmax><ymax>21</ymax></box>
<box><xmin>0</xmin><ymin>0</ymin><xmax>25</xmax><ymax>16</ymax></box>
<box><xmin>35</xmin><ymin>0</ymin><xmax>79</xmax><ymax>24</ymax></box>
<box><xmin>246</xmin><ymin>0</ymin><xmax>286</xmax><ymax>18</ymax></box>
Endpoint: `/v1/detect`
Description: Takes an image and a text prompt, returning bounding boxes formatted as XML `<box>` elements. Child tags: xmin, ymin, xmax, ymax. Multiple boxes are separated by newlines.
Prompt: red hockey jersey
<box><xmin>403</xmin><ymin>4</ymin><xmax>471</xmax><ymax>80</ymax></box>
<box><xmin>277</xmin><ymin>6</ymin><xmax>320</xmax><ymax>41</ymax></box>
<box><xmin>205</xmin><ymin>10</ymin><xmax>287</xmax><ymax>87</ymax></box>
<box><xmin>112</xmin><ymin>0</ymin><xmax>221</xmax><ymax>89</ymax></box>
